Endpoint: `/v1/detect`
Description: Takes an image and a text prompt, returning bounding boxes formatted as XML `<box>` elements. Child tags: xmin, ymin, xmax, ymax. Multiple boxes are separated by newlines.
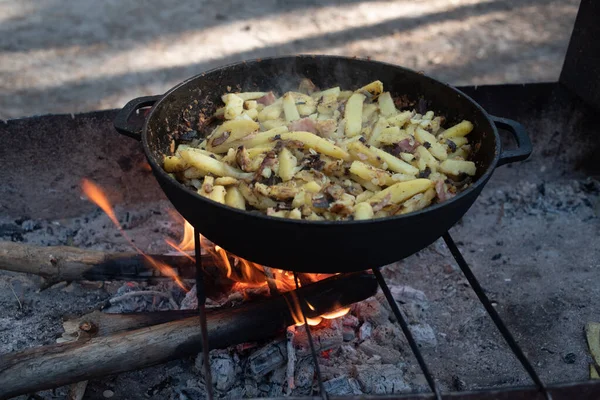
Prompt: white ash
<box><xmin>175</xmin><ymin>283</ymin><xmax>436</xmax><ymax>398</ymax></box>
<box><xmin>353</xmin><ymin>364</ymin><xmax>411</xmax><ymax>394</ymax></box>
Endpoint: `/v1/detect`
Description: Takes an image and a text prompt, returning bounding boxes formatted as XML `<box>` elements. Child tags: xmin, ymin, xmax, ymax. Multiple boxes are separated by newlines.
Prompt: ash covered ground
<box><xmin>0</xmin><ymin>0</ymin><xmax>579</xmax><ymax>120</ymax></box>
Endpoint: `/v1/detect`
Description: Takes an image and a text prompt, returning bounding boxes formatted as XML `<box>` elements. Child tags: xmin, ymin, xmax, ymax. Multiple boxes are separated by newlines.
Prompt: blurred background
<box><xmin>0</xmin><ymin>0</ymin><xmax>580</xmax><ymax>120</ymax></box>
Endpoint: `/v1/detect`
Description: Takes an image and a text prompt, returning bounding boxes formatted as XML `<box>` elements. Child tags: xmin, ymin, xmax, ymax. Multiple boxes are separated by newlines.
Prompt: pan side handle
<box><xmin>491</xmin><ymin>116</ymin><xmax>532</xmax><ymax>167</ymax></box>
<box><xmin>113</xmin><ymin>95</ymin><xmax>162</xmax><ymax>141</ymax></box>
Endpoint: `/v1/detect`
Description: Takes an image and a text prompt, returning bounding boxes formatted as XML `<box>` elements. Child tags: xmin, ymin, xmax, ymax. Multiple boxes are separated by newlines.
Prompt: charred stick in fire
<box><xmin>0</xmin><ymin>272</ymin><xmax>377</xmax><ymax>399</ymax></box>
<box><xmin>286</xmin><ymin>326</ymin><xmax>297</xmax><ymax>394</ymax></box>
<box><xmin>263</xmin><ymin>266</ymin><xmax>280</xmax><ymax>296</ymax></box>
<box><xmin>59</xmin><ymin>309</ymin><xmax>201</xmax><ymax>341</ymax></box>
<box><xmin>0</xmin><ymin>241</ymin><xmax>223</xmax><ymax>282</ymax></box>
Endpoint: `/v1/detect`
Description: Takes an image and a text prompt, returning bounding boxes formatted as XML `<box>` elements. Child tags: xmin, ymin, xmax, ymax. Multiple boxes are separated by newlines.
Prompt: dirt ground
<box><xmin>0</xmin><ymin>0</ymin><xmax>580</xmax><ymax>120</ymax></box>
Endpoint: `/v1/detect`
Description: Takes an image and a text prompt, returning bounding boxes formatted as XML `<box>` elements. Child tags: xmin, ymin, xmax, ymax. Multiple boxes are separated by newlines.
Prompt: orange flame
<box><xmin>285</xmin><ymin>291</ymin><xmax>322</xmax><ymax>327</ymax></box>
<box><xmin>321</xmin><ymin>307</ymin><xmax>351</xmax><ymax>319</ymax></box>
<box><xmin>81</xmin><ymin>179</ymin><xmax>188</xmax><ymax>291</ymax></box>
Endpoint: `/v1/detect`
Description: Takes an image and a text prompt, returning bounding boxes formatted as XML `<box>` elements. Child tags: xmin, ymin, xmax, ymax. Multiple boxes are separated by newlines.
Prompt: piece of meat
<box><xmin>435</xmin><ymin>180</ymin><xmax>456</xmax><ymax>202</ymax></box>
<box><xmin>288</xmin><ymin>117</ymin><xmax>318</xmax><ymax>134</ymax></box>
<box><xmin>257</xmin><ymin>92</ymin><xmax>276</xmax><ymax>105</ymax></box>
<box><xmin>316</xmin><ymin>119</ymin><xmax>337</xmax><ymax>138</ymax></box>
<box><xmin>397</xmin><ymin>138</ymin><xmax>420</xmax><ymax>153</ymax></box>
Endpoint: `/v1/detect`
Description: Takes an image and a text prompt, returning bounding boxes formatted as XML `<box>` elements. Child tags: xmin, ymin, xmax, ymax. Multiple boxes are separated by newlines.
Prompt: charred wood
<box><xmin>0</xmin><ymin>272</ymin><xmax>377</xmax><ymax>399</ymax></box>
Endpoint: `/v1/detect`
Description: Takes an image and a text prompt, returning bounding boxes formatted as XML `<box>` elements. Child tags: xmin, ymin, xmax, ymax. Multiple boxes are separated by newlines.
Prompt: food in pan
<box><xmin>163</xmin><ymin>79</ymin><xmax>476</xmax><ymax>221</ymax></box>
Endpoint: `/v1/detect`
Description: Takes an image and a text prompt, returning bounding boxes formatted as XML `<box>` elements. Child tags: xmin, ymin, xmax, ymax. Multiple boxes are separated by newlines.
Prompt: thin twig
<box><xmin>286</xmin><ymin>326</ymin><xmax>297</xmax><ymax>395</ymax></box>
<box><xmin>9</xmin><ymin>281</ymin><xmax>22</xmax><ymax>309</ymax></box>
<box><xmin>109</xmin><ymin>290</ymin><xmax>178</xmax><ymax>309</ymax></box>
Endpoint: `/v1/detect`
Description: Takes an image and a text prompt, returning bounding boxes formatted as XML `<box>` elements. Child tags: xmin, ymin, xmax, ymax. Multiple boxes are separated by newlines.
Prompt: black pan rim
<box><xmin>142</xmin><ymin>54</ymin><xmax>501</xmax><ymax>226</ymax></box>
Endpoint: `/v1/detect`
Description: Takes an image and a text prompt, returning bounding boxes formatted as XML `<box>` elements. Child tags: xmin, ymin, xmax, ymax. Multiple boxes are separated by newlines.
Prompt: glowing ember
<box><xmin>81</xmin><ymin>179</ymin><xmax>188</xmax><ymax>291</ymax></box>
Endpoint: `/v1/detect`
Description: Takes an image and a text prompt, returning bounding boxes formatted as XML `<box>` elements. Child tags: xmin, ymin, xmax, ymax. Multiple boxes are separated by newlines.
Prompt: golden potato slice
<box><xmin>415</xmin><ymin>128</ymin><xmax>447</xmax><ymax>161</ymax></box>
<box><xmin>349</xmin><ymin>161</ymin><xmax>393</xmax><ymax>186</ymax></box>
<box><xmin>163</xmin><ymin>155</ymin><xmax>186</xmax><ymax>172</ymax></box>
<box><xmin>206</xmin><ymin>119</ymin><xmax>260</xmax><ymax>152</ymax></box>
<box><xmin>281</xmin><ymin>131</ymin><xmax>350</xmax><ymax>160</ymax></box>
<box><xmin>441</xmin><ymin>120</ymin><xmax>474</xmax><ymax>138</ymax></box>
<box><xmin>439</xmin><ymin>159</ymin><xmax>476</xmax><ymax>176</ymax></box>
<box><xmin>224</xmin><ymin>186</ymin><xmax>246</xmax><ymax>210</ymax></box>
<box><xmin>278</xmin><ymin>147</ymin><xmax>298</xmax><ymax>181</ymax></box>
<box><xmin>368</xmin><ymin>146</ymin><xmax>419</xmax><ymax>176</ymax></box>
<box><xmin>282</xmin><ymin>92</ymin><xmax>301</xmax><ymax>122</ymax></box>
<box><xmin>179</xmin><ymin>150</ymin><xmax>254</xmax><ymax>180</ymax></box>
<box><xmin>223</xmin><ymin>94</ymin><xmax>244</xmax><ymax>120</ymax></box>
<box><xmin>354</xmin><ymin>202</ymin><xmax>374</xmax><ymax>220</ymax></box>
<box><xmin>344</xmin><ymin>93</ymin><xmax>366</xmax><ymax>137</ymax></box>
<box><xmin>378</xmin><ymin>92</ymin><xmax>397</xmax><ymax>117</ymax></box>
<box><xmin>365</xmin><ymin>179</ymin><xmax>433</xmax><ymax>206</ymax></box>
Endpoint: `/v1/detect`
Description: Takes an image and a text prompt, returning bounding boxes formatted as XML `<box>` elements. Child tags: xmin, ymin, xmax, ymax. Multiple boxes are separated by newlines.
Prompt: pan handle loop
<box><xmin>491</xmin><ymin>115</ymin><xmax>532</xmax><ymax>167</ymax></box>
<box><xmin>113</xmin><ymin>95</ymin><xmax>162</xmax><ymax>141</ymax></box>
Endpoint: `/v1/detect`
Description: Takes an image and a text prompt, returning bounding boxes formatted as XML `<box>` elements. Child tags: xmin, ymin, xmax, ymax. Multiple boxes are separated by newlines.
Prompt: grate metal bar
<box><xmin>194</xmin><ymin>229</ymin><xmax>214</xmax><ymax>400</ymax></box>
<box><xmin>293</xmin><ymin>272</ymin><xmax>329</xmax><ymax>400</ymax></box>
<box><xmin>372</xmin><ymin>267</ymin><xmax>443</xmax><ymax>400</ymax></box>
<box><xmin>442</xmin><ymin>232</ymin><xmax>551</xmax><ymax>400</ymax></box>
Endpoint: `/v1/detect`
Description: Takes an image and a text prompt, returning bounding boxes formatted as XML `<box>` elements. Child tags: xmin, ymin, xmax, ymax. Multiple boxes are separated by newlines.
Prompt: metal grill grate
<box><xmin>192</xmin><ymin>228</ymin><xmax>558</xmax><ymax>400</ymax></box>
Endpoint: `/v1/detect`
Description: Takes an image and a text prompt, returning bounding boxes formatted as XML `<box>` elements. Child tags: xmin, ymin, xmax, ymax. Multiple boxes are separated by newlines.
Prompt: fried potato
<box><xmin>224</xmin><ymin>186</ymin><xmax>246</xmax><ymax>210</ymax></box>
<box><xmin>365</xmin><ymin>179</ymin><xmax>433</xmax><ymax>206</ymax></box>
<box><xmin>344</xmin><ymin>93</ymin><xmax>366</xmax><ymax>137</ymax></box>
<box><xmin>164</xmin><ymin>155</ymin><xmax>186</xmax><ymax>172</ymax></box>
<box><xmin>179</xmin><ymin>150</ymin><xmax>254</xmax><ymax>180</ymax></box>
<box><xmin>206</xmin><ymin>119</ymin><xmax>260</xmax><ymax>152</ymax></box>
<box><xmin>282</xmin><ymin>92</ymin><xmax>300</xmax><ymax>122</ymax></box>
<box><xmin>223</xmin><ymin>94</ymin><xmax>244</xmax><ymax>120</ymax></box>
<box><xmin>439</xmin><ymin>159</ymin><xmax>477</xmax><ymax>176</ymax></box>
<box><xmin>415</xmin><ymin>128</ymin><xmax>447</xmax><ymax>161</ymax></box>
<box><xmin>377</xmin><ymin>92</ymin><xmax>397</xmax><ymax>117</ymax></box>
<box><xmin>441</xmin><ymin>120</ymin><xmax>474</xmax><ymax>138</ymax></box>
<box><xmin>167</xmin><ymin>80</ymin><xmax>477</xmax><ymax>220</ymax></box>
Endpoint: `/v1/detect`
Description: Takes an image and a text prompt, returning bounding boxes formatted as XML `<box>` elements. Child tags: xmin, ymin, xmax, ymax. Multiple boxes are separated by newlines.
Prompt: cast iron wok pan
<box><xmin>114</xmin><ymin>55</ymin><xmax>531</xmax><ymax>273</ymax></box>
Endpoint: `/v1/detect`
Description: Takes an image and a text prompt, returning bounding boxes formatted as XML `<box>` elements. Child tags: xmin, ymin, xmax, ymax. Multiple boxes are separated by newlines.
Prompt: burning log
<box><xmin>0</xmin><ymin>242</ymin><xmax>316</xmax><ymax>291</ymax></box>
<box><xmin>0</xmin><ymin>272</ymin><xmax>377</xmax><ymax>399</ymax></box>
<box><xmin>0</xmin><ymin>241</ymin><xmax>208</xmax><ymax>282</ymax></box>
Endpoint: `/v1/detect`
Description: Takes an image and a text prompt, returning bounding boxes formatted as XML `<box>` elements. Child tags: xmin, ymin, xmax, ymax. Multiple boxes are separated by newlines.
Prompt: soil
<box><xmin>0</xmin><ymin>0</ymin><xmax>580</xmax><ymax>120</ymax></box>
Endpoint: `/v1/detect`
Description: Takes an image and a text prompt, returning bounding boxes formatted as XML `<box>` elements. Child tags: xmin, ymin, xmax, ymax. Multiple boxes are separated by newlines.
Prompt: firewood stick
<box><xmin>0</xmin><ymin>272</ymin><xmax>377</xmax><ymax>399</ymax></box>
<box><xmin>0</xmin><ymin>241</ymin><xmax>209</xmax><ymax>282</ymax></box>
<box><xmin>0</xmin><ymin>242</ymin><xmax>314</xmax><ymax>287</ymax></box>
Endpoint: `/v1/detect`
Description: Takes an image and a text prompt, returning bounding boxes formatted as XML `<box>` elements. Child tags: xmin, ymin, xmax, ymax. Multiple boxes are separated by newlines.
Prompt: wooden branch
<box><xmin>0</xmin><ymin>242</ymin><xmax>313</xmax><ymax>291</ymax></box>
<box><xmin>0</xmin><ymin>241</ymin><xmax>210</xmax><ymax>282</ymax></box>
<box><xmin>0</xmin><ymin>272</ymin><xmax>378</xmax><ymax>399</ymax></box>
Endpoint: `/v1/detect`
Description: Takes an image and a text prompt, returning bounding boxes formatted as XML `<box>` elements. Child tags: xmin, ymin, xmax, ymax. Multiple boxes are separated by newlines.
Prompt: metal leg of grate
<box><xmin>442</xmin><ymin>232</ymin><xmax>552</xmax><ymax>400</ymax></box>
<box><xmin>293</xmin><ymin>272</ymin><xmax>329</xmax><ymax>400</ymax></box>
<box><xmin>372</xmin><ymin>267</ymin><xmax>443</xmax><ymax>400</ymax></box>
<box><xmin>194</xmin><ymin>229</ymin><xmax>214</xmax><ymax>400</ymax></box>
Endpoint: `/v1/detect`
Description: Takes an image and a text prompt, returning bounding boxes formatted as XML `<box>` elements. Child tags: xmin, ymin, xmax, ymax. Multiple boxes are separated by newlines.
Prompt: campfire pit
<box><xmin>2</xmin><ymin>1</ymin><xmax>600</xmax><ymax>399</ymax></box>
